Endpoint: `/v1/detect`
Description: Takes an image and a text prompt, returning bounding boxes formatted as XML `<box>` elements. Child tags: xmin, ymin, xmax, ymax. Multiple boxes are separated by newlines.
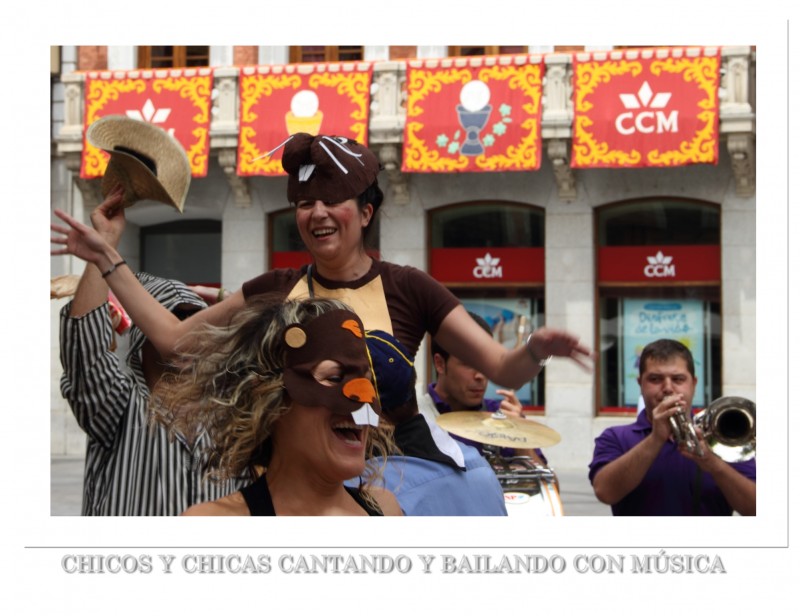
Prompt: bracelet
<box><xmin>101</xmin><ymin>259</ymin><xmax>127</xmax><ymax>279</ymax></box>
<box><xmin>217</xmin><ymin>287</ymin><xmax>227</xmax><ymax>303</ymax></box>
<box><xmin>525</xmin><ymin>333</ymin><xmax>552</xmax><ymax>367</ymax></box>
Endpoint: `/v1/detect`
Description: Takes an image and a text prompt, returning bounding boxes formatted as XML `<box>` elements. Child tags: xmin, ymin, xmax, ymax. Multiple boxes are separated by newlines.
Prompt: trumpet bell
<box><xmin>697</xmin><ymin>396</ymin><xmax>756</xmax><ymax>463</ymax></box>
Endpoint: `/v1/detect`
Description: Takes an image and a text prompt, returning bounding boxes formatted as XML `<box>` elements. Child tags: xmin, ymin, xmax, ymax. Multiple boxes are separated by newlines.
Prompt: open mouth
<box><xmin>332</xmin><ymin>422</ymin><xmax>364</xmax><ymax>447</ymax></box>
<box><xmin>312</xmin><ymin>228</ymin><xmax>336</xmax><ymax>238</ymax></box>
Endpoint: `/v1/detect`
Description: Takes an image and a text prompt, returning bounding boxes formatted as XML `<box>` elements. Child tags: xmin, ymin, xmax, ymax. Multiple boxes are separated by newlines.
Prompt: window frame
<box><xmin>288</xmin><ymin>46</ymin><xmax>364</xmax><ymax>64</ymax></box>
<box><xmin>447</xmin><ymin>46</ymin><xmax>527</xmax><ymax>57</ymax></box>
<box><xmin>137</xmin><ymin>46</ymin><xmax>210</xmax><ymax>69</ymax></box>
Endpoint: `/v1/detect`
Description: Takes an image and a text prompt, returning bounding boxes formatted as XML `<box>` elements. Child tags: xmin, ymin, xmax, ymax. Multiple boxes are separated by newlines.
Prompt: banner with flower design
<box><xmin>572</xmin><ymin>47</ymin><xmax>720</xmax><ymax>168</ymax></box>
<box><xmin>80</xmin><ymin>68</ymin><xmax>213</xmax><ymax>178</ymax></box>
<box><xmin>237</xmin><ymin>62</ymin><xmax>373</xmax><ymax>176</ymax></box>
<box><xmin>402</xmin><ymin>55</ymin><xmax>543</xmax><ymax>173</ymax></box>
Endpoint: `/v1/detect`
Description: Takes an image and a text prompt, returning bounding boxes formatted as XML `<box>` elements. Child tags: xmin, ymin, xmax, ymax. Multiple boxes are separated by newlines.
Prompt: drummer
<box><xmin>418</xmin><ymin>312</ymin><xmax>549</xmax><ymax>466</ymax></box>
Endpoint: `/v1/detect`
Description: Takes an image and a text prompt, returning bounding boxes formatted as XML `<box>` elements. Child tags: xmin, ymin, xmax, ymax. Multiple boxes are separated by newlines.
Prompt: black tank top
<box><xmin>240</xmin><ymin>474</ymin><xmax>383</xmax><ymax>516</ymax></box>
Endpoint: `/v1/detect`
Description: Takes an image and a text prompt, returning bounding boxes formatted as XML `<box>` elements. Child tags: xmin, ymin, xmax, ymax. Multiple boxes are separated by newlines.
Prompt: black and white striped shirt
<box><xmin>59</xmin><ymin>273</ymin><xmax>247</xmax><ymax>515</ymax></box>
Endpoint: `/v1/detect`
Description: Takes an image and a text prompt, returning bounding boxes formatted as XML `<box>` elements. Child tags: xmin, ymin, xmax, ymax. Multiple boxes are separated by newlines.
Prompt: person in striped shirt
<box><xmin>59</xmin><ymin>190</ymin><xmax>248</xmax><ymax>515</ymax></box>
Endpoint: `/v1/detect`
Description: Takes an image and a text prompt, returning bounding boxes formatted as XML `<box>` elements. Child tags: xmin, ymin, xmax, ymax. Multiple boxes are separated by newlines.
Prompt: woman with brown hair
<box><xmin>153</xmin><ymin>295</ymin><xmax>401</xmax><ymax>516</ymax></box>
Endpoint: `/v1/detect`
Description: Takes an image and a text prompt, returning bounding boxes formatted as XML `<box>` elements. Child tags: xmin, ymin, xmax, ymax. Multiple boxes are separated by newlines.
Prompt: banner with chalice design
<box><xmin>80</xmin><ymin>68</ymin><xmax>213</xmax><ymax>178</ymax></box>
<box><xmin>402</xmin><ymin>55</ymin><xmax>544</xmax><ymax>173</ymax></box>
<box><xmin>572</xmin><ymin>47</ymin><xmax>720</xmax><ymax>168</ymax></box>
<box><xmin>237</xmin><ymin>62</ymin><xmax>373</xmax><ymax>176</ymax></box>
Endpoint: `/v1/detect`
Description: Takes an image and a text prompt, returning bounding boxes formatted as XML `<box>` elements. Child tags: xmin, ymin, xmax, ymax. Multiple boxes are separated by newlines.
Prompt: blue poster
<box><xmin>622</xmin><ymin>299</ymin><xmax>705</xmax><ymax>407</ymax></box>
<box><xmin>461</xmin><ymin>298</ymin><xmax>534</xmax><ymax>404</ymax></box>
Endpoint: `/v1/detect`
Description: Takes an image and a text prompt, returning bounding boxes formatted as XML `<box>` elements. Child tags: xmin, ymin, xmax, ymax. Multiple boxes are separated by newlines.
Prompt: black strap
<box><xmin>241</xmin><ymin>473</ymin><xmax>381</xmax><ymax>516</ymax></box>
<box><xmin>345</xmin><ymin>486</ymin><xmax>383</xmax><ymax>516</ymax></box>
<box><xmin>240</xmin><ymin>474</ymin><xmax>275</xmax><ymax>516</ymax></box>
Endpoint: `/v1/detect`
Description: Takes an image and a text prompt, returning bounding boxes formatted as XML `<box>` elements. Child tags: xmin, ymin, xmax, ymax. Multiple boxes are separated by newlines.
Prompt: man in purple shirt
<box><xmin>589</xmin><ymin>339</ymin><xmax>756</xmax><ymax>516</ymax></box>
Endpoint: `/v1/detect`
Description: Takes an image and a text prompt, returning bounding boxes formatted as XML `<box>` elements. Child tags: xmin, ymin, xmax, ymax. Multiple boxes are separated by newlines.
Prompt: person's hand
<box><xmin>51</xmin><ymin>187</ymin><xmax>125</xmax><ymax>266</ymax></box>
<box><xmin>678</xmin><ymin>425</ymin><xmax>724</xmax><ymax>472</ymax></box>
<box><xmin>527</xmin><ymin>327</ymin><xmax>595</xmax><ymax>370</ymax></box>
<box><xmin>91</xmin><ymin>185</ymin><xmax>127</xmax><ymax>247</ymax></box>
<box><xmin>495</xmin><ymin>389</ymin><xmax>525</xmax><ymax>419</ymax></box>
<box><xmin>189</xmin><ymin>285</ymin><xmax>226</xmax><ymax>306</ymax></box>
<box><xmin>650</xmin><ymin>393</ymin><xmax>688</xmax><ymax>445</ymax></box>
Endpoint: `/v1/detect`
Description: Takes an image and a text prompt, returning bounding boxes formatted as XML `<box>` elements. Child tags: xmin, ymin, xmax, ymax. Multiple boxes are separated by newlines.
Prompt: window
<box><xmin>138</xmin><ymin>46</ymin><xmax>210</xmax><ymax>68</ymax></box>
<box><xmin>430</xmin><ymin>202</ymin><xmax>543</xmax><ymax>249</ymax></box>
<box><xmin>289</xmin><ymin>46</ymin><xmax>364</xmax><ymax>63</ymax></box>
<box><xmin>595</xmin><ymin>199</ymin><xmax>722</xmax><ymax>414</ymax></box>
<box><xmin>428</xmin><ymin>203</ymin><xmax>546</xmax><ymax>409</ymax></box>
<box><xmin>598</xmin><ymin>198</ymin><xmax>720</xmax><ymax>246</ymax></box>
<box><xmin>140</xmin><ymin>220</ymin><xmax>221</xmax><ymax>286</ymax></box>
<box><xmin>448</xmin><ymin>46</ymin><xmax>527</xmax><ymax>57</ymax></box>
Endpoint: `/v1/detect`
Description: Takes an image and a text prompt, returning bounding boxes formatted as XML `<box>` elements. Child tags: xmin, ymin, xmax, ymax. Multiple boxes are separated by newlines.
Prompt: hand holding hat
<box><xmin>86</xmin><ymin>116</ymin><xmax>191</xmax><ymax>212</ymax></box>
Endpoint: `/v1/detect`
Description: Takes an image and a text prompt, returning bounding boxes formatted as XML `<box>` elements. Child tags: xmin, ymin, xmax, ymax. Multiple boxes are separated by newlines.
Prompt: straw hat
<box><xmin>51</xmin><ymin>274</ymin><xmax>81</xmax><ymax>299</ymax></box>
<box><xmin>86</xmin><ymin>115</ymin><xmax>191</xmax><ymax>212</ymax></box>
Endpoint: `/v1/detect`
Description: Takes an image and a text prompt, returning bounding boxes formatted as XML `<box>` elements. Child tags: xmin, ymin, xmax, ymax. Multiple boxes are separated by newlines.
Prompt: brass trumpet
<box><xmin>669</xmin><ymin>396</ymin><xmax>756</xmax><ymax>463</ymax></box>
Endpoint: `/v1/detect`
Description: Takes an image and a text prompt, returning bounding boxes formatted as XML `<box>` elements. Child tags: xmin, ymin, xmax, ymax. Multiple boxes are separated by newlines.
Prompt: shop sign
<box><xmin>81</xmin><ymin>68</ymin><xmax>213</xmax><ymax>178</ymax></box>
<box><xmin>598</xmin><ymin>246</ymin><xmax>720</xmax><ymax>283</ymax></box>
<box><xmin>430</xmin><ymin>248</ymin><xmax>544</xmax><ymax>284</ymax></box>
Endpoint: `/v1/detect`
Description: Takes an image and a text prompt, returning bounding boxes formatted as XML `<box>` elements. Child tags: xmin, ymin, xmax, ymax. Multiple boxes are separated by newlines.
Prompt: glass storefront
<box><xmin>428</xmin><ymin>203</ymin><xmax>546</xmax><ymax>409</ymax></box>
<box><xmin>596</xmin><ymin>199</ymin><xmax>721</xmax><ymax>414</ymax></box>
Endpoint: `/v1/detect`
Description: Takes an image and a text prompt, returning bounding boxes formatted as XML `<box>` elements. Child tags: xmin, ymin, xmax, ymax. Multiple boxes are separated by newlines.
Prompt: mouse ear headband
<box><xmin>257</xmin><ymin>133</ymin><xmax>380</xmax><ymax>206</ymax></box>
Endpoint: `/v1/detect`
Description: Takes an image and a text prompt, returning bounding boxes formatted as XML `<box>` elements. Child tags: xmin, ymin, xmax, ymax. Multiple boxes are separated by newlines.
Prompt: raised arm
<box><xmin>433</xmin><ymin>304</ymin><xmax>593</xmax><ymax>390</ymax></box>
<box><xmin>68</xmin><ymin>187</ymin><xmax>126</xmax><ymax>318</ymax></box>
<box><xmin>51</xmin><ymin>200</ymin><xmax>245</xmax><ymax>359</ymax></box>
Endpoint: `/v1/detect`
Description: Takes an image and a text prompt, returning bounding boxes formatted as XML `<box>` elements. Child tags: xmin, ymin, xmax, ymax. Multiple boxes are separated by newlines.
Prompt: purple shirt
<box><xmin>589</xmin><ymin>411</ymin><xmax>756</xmax><ymax>516</ymax></box>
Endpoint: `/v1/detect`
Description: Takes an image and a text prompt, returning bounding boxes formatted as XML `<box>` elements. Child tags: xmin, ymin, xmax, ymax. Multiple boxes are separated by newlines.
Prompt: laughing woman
<box><xmin>152</xmin><ymin>295</ymin><xmax>401</xmax><ymax>516</ymax></box>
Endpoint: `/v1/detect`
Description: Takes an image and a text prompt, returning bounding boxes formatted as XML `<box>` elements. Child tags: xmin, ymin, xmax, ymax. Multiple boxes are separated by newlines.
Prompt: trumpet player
<box><xmin>589</xmin><ymin>339</ymin><xmax>756</xmax><ymax>516</ymax></box>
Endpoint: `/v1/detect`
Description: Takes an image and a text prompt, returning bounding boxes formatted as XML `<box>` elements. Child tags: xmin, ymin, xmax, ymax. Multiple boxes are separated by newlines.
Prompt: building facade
<box><xmin>50</xmin><ymin>45</ymin><xmax>756</xmax><ymax>470</ymax></box>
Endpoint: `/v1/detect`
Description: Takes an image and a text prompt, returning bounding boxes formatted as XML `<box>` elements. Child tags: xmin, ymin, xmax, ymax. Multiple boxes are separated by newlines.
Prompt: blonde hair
<box><xmin>152</xmin><ymin>295</ymin><xmax>395</xmax><ymax>490</ymax></box>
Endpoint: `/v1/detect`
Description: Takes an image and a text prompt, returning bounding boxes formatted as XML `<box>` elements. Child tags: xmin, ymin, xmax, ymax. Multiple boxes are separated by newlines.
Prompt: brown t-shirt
<box><xmin>242</xmin><ymin>259</ymin><xmax>459</xmax><ymax>358</ymax></box>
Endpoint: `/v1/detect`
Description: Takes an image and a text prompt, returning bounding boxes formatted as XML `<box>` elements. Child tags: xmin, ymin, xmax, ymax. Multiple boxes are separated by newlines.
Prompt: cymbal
<box><xmin>436</xmin><ymin>411</ymin><xmax>561</xmax><ymax>449</ymax></box>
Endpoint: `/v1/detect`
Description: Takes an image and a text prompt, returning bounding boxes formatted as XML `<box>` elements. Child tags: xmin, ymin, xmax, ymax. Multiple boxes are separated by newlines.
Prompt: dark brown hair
<box><xmin>638</xmin><ymin>338</ymin><xmax>696</xmax><ymax>377</ymax></box>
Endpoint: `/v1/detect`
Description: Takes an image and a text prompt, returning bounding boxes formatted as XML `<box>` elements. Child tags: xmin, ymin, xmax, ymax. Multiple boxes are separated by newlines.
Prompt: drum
<box><xmin>485</xmin><ymin>453</ymin><xmax>564</xmax><ymax>517</ymax></box>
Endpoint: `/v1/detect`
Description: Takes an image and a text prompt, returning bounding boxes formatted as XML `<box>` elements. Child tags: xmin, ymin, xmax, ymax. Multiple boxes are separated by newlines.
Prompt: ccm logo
<box><xmin>473</xmin><ymin>253</ymin><xmax>503</xmax><ymax>279</ymax></box>
<box><xmin>644</xmin><ymin>251</ymin><xmax>675</xmax><ymax>278</ymax></box>
<box><xmin>616</xmin><ymin>82</ymin><xmax>678</xmax><ymax>136</ymax></box>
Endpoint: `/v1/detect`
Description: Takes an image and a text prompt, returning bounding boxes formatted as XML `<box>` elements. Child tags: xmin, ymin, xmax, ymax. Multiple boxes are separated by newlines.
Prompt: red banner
<box><xmin>598</xmin><ymin>246</ymin><xmax>721</xmax><ymax>283</ymax></box>
<box><xmin>430</xmin><ymin>248</ymin><xmax>544</xmax><ymax>284</ymax></box>
<box><xmin>80</xmin><ymin>69</ymin><xmax>212</xmax><ymax>178</ymax></box>
<box><xmin>403</xmin><ymin>55</ymin><xmax>543</xmax><ymax>173</ymax></box>
<box><xmin>572</xmin><ymin>47</ymin><xmax>720</xmax><ymax>168</ymax></box>
<box><xmin>237</xmin><ymin>62</ymin><xmax>373</xmax><ymax>176</ymax></box>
